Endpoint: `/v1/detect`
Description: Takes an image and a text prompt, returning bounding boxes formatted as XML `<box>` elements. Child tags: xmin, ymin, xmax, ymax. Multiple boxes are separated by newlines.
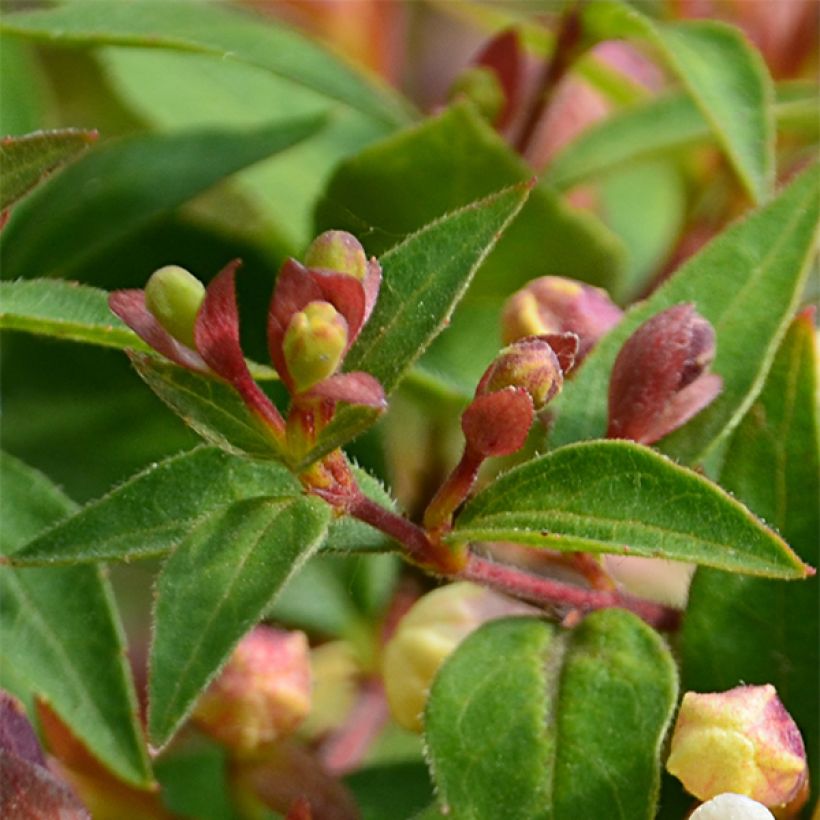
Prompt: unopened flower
<box><xmin>607</xmin><ymin>303</ymin><xmax>722</xmax><ymax>444</ymax></box>
<box><xmin>689</xmin><ymin>793</ymin><xmax>774</xmax><ymax>820</ymax></box>
<box><xmin>193</xmin><ymin>627</ymin><xmax>311</xmax><ymax>754</ymax></box>
<box><xmin>666</xmin><ymin>684</ymin><xmax>808</xmax><ymax>809</ymax></box>
<box><xmin>282</xmin><ymin>301</ymin><xmax>349</xmax><ymax>393</ymax></box>
<box><xmin>382</xmin><ymin>582</ymin><xmax>534</xmax><ymax>732</ymax></box>
<box><xmin>502</xmin><ymin>276</ymin><xmax>622</xmax><ymax>362</ymax></box>
<box><xmin>303</xmin><ymin>229</ymin><xmax>368</xmax><ymax>282</ymax></box>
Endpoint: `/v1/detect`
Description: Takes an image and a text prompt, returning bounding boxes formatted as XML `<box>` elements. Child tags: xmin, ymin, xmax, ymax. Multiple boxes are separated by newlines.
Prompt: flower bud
<box><xmin>461</xmin><ymin>387</ymin><xmax>534</xmax><ymax>458</ymax></box>
<box><xmin>607</xmin><ymin>303</ymin><xmax>722</xmax><ymax>444</ymax></box>
<box><xmin>477</xmin><ymin>338</ymin><xmax>564</xmax><ymax>409</ymax></box>
<box><xmin>282</xmin><ymin>301</ymin><xmax>349</xmax><ymax>393</ymax></box>
<box><xmin>144</xmin><ymin>264</ymin><xmax>206</xmax><ymax>350</ymax></box>
<box><xmin>666</xmin><ymin>685</ymin><xmax>808</xmax><ymax>809</ymax></box>
<box><xmin>303</xmin><ymin>230</ymin><xmax>368</xmax><ymax>281</ymax></box>
<box><xmin>689</xmin><ymin>794</ymin><xmax>774</xmax><ymax>820</ymax></box>
<box><xmin>193</xmin><ymin>627</ymin><xmax>311</xmax><ymax>753</ymax></box>
<box><xmin>382</xmin><ymin>582</ymin><xmax>534</xmax><ymax>732</ymax></box>
<box><xmin>448</xmin><ymin>66</ymin><xmax>505</xmax><ymax>124</ymax></box>
<box><xmin>501</xmin><ymin>276</ymin><xmax>623</xmax><ymax>362</ymax></box>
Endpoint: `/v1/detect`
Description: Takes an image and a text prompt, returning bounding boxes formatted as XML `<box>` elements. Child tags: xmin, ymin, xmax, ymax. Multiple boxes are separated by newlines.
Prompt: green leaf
<box><xmin>0</xmin><ymin>453</ymin><xmax>151</xmax><ymax>786</ymax></box>
<box><xmin>345</xmin><ymin>761</ymin><xmax>434</xmax><ymax>820</ymax></box>
<box><xmin>0</xmin><ymin>128</ymin><xmax>97</xmax><ymax>211</ymax></box>
<box><xmin>10</xmin><ymin>446</ymin><xmax>299</xmax><ymax>566</ymax></box>
<box><xmin>299</xmin><ymin>178</ymin><xmax>533</xmax><ymax>467</ymax></box>
<box><xmin>148</xmin><ymin>495</ymin><xmax>330</xmax><ymax>748</ymax></box>
<box><xmin>682</xmin><ymin>310</ymin><xmax>820</xmax><ymax>790</ymax></box>
<box><xmin>0</xmin><ymin>37</ymin><xmax>54</xmax><ymax>136</ymax></box>
<box><xmin>425</xmin><ymin>612</ymin><xmax>677</xmax><ymax>819</ymax></box>
<box><xmin>545</xmin><ymin>83</ymin><xmax>818</xmax><ymax>192</ymax></box>
<box><xmin>0</xmin><ymin>0</ymin><xmax>412</xmax><ymax>127</ymax></box>
<box><xmin>550</xmin><ymin>163</ymin><xmax>820</xmax><ymax>464</ymax></box>
<box><xmin>450</xmin><ymin>440</ymin><xmax>809</xmax><ymax>579</ymax></box>
<box><xmin>583</xmin><ymin>3</ymin><xmax>774</xmax><ymax>202</ymax></box>
<box><xmin>1</xmin><ymin>117</ymin><xmax>326</xmax><ymax>281</ymax></box>
<box><xmin>129</xmin><ymin>353</ymin><xmax>285</xmax><ymax>459</ymax></box>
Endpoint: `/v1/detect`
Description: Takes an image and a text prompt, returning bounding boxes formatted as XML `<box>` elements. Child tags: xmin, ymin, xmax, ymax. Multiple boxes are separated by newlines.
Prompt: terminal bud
<box><xmin>666</xmin><ymin>684</ymin><xmax>808</xmax><ymax>810</ymax></box>
<box><xmin>303</xmin><ymin>230</ymin><xmax>368</xmax><ymax>282</ymax></box>
<box><xmin>689</xmin><ymin>794</ymin><xmax>774</xmax><ymax>820</ymax></box>
<box><xmin>144</xmin><ymin>264</ymin><xmax>205</xmax><ymax>349</ymax></box>
<box><xmin>282</xmin><ymin>301</ymin><xmax>349</xmax><ymax>394</ymax></box>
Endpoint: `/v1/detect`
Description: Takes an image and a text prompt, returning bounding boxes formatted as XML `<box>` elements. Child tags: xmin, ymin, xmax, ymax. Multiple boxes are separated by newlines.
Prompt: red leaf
<box><xmin>474</xmin><ymin>29</ymin><xmax>524</xmax><ymax>130</ymax></box>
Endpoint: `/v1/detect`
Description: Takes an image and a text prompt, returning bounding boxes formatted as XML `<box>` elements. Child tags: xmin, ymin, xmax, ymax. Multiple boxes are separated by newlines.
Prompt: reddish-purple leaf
<box><xmin>462</xmin><ymin>387</ymin><xmax>534</xmax><ymax>457</ymax></box>
<box><xmin>0</xmin><ymin>692</ymin><xmax>45</xmax><ymax>768</ymax></box>
<box><xmin>474</xmin><ymin>29</ymin><xmax>524</xmax><ymax>130</ymax></box>
<box><xmin>0</xmin><ymin>751</ymin><xmax>90</xmax><ymax>819</ymax></box>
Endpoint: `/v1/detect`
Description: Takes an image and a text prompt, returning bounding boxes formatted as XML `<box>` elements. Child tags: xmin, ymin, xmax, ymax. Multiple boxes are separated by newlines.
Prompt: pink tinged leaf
<box><xmin>0</xmin><ymin>751</ymin><xmax>90</xmax><ymax>819</ymax></box>
<box><xmin>306</xmin><ymin>372</ymin><xmax>387</xmax><ymax>409</ymax></box>
<box><xmin>0</xmin><ymin>692</ymin><xmax>45</xmax><ymax>768</ymax></box>
<box><xmin>195</xmin><ymin>260</ymin><xmax>285</xmax><ymax>435</ymax></box>
<box><xmin>462</xmin><ymin>387</ymin><xmax>534</xmax><ymax>457</ymax></box>
<box><xmin>108</xmin><ymin>290</ymin><xmax>207</xmax><ymax>371</ymax></box>
<box><xmin>474</xmin><ymin>29</ymin><xmax>524</xmax><ymax>130</ymax></box>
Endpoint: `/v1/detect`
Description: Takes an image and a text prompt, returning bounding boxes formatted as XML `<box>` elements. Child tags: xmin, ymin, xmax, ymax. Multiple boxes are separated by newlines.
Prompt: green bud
<box><xmin>303</xmin><ymin>230</ymin><xmax>368</xmax><ymax>281</ymax></box>
<box><xmin>448</xmin><ymin>66</ymin><xmax>505</xmax><ymax>124</ymax></box>
<box><xmin>144</xmin><ymin>265</ymin><xmax>205</xmax><ymax>349</ymax></box>
<box><xmin>282</xmin><ymin>301</ymin><xmax>348</xmax><ymax>392</ymax></box>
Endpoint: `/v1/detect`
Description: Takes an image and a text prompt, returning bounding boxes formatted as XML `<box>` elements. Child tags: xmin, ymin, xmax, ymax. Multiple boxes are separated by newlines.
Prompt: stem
<box><xmin>422</xmin><ymin>446</ymin><xmax>484</xmax><ymax>533</ymax></box>
<box><xmin>460</xmin><ymin>552</ymin><xmax>680</xmax><ymax>631</ymax></box>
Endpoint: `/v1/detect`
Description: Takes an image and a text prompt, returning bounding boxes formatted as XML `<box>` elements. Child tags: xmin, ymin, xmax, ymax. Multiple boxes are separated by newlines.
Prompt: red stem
<box><xmin>460</xmin><ymin>552</ymin><xmax>680</xmax><ymax>631</ymax></box>
<box><xmin>423</xmin><ymin>446</ymin><xmax>484</xmax><ymax>532</ymax></box>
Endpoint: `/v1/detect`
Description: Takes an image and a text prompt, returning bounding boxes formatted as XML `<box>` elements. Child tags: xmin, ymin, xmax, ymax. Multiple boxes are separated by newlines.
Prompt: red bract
<box><xmin>607</xmin><ymin>303</ymin><xmax>722</xmax><ymax>445</ymax></box>
<box><xmin>472</xmin><ymin>29</ymin><xmax>524</xmax><ymax>130</ymax></box>
<box><xmin>462</xmin><ymin>387</ymin><xmax>534</xmax><ymax>458</ymax></box>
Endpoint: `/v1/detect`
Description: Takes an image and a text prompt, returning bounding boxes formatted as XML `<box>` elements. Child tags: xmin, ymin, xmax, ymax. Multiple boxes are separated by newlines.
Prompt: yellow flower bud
<box><xmin>304</xmin><ymin>230</ymin><xmax>368</xmax><ymax>281</ymax></box>
<box><xmin>144</xmin><ymin>264</ymin><xmax>205</xmax><ymax>349</ymax></box>
<box><xmin>282</xmin><ymin>301</ymin><xmax>348</xmax><ymax>393</ymax></box>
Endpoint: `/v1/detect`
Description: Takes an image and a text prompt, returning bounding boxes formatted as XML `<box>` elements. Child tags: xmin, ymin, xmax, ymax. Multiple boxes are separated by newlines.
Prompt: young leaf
<box><xmin>129</xmin><ymin>353</ymin><xmax>285</xmax><ymax>459</ymax></box>
<box><xmin>0</xmin><ymin>453</ymin><xmax>151</xmax><ymax>787</ymax></box>
<box><xmin>682</xmin><ymin>310</ymin><xmax>819</xmax><ymax>790</ymax></box>
<box><xmin>1</xmin><ymin>117</ymin><xmax>325</xmax><ymax>281</ymax></box>
<box><xmin>450</xmin><ymin>440</ymin><xmax>810</xmax><ymax>579</ymax></box>
<box><xmin>551</xmin><ymin>163</ymin><xmax>820</xmax><ymax>464</ymax></box>
<box><xmin>0</xmin><ymin>128</ymin><xmax>96</xmax><ymax>210</ymax></box>
<box><xmin>148</xmin><ymin>495</ymin><xmax>330</xmax><ymax>749</ymax></box>
<box><xmin>545</xmin><ymin>84</ymin><xmax>817</xmax><ymax>192</ymax></box>
<box><xmin>583</xmin><ymin>3</ymin><xmax>774</xmax><ymax>202</ymax></box>
<box><xmin>297</xmin><ymin>180</ymin><xmax>533</xmax><ymax>467</ymax></box>
<box><xmin>0</xmin><ymin>0</ymin><xmax>412</xmax><ymax>127</ymax></box>
<box><xmin>425</xmin><ymin>612</ymin><xmax>678</xmax><ymax>819</ymax></box>
<box><xmin>10</xmin><ymin>446</ymin><xmax>299</xmax><ymax>566</ymax></box>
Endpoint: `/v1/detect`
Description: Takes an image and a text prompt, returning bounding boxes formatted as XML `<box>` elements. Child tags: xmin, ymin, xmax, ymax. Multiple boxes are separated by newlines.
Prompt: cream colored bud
<box><xmin>689</xmin><ymin>794</ymin><xmax>775</xmax><ymax>820</ymax></box>
<box><xmin>144</xmin><ymin>264</ymin><xmax>205</xmax><ymax>349</ymax></box>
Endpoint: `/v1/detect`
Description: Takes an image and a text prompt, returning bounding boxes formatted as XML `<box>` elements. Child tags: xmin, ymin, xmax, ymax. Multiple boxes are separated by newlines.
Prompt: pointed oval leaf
<box><xmin>0</xmin><ymin>454</ymin><xmax>151</xmax><ymax>787</ymax></box>
<box><xmin>450</xmin><ymin>440</ymin><xmax>810</xmax><ymax>579</ymax></box>
<box><xmin>0</xmin><ymin>128</ymin><xmax>96</xmax><ymax>210</ymax></box>
<box><xmin>10</xmin><ymin>446</ymin><xmax>299</xmax><ymax>566</ymax></box>
<box><xmin>1</xmin><ymin>117</ymin><xmax>325</xmax><ymax>281</ymax></box>
<box><xmin>148</xmin><ymin>495</ymin><xmax>329</xmax><ymax>748</ymax></box>
<box><xmin>296</xmin><ymin>181</ymin><xmax>532</xmax><ymax>468</ymax></box>
<box><xmin>682</xmin><ymin>310</ymin><xmax>820</xmax><ymax>789</ymax></box>
<box><xmin>0</xmin><ymin>1</ymin><xmax>412</xmax><ymax>127</ymax></box>
<box><xmin>550</xmin><ymin>163</ymin><xmax>820</xmax><ymax>465</ymax></box>
<box><xmin>425</xmin><ymin>612</ymin><xmax>678</xmax><ymax>819</ymax></box>
<box><xmin>583</xmin><ymin>3</ymin><xmax>774</xmax><ymax>202</ymax></box>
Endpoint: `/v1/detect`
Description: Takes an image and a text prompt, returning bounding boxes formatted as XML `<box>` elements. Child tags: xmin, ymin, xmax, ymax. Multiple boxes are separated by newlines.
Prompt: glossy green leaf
<box><xmin>298</xmin><ymin>178</ymin><xmax>533</xmax><ymax>467</ymax></box>
<box><xmin>1</xmin><ymin>117</ymin><xmax>326</xmax><ymax>281</ymax></box>
<box><xmin>0</xmin><ymin>0</ymin><xmax>411</xmax><ymax>127</ymax></box>
<box><xmin>0</xmin><ymin>128</ymin><xmax>96</xmax><ymax>211</ymax></box>
<box><xmin>551</xmin><ymin>163</ymin><xmax>820</xmax><ymax>464</ymax></box>
<box><xmin>315</xmin><ymin>104</ymin><xmax>626</xmax><ymax>386</ymax></box>
<box><xmin>10</xmin><ymin>446</ymin><xmax>299</xmax><ymax>566</ymax></box>
<box><xmin>682</xmin><ymin>310</ymin><xmax>819</xmax><ymax>790</ymax></box>
<box><xmin>0</xmin><ymin>453</ymin><xmax>151</xmax><ymax>786</ymax></box>
<box><xmin>546</xmin><ymin>83</ymin><xmax>818</xmax><ymax>192</ymax></box>
<box><xmin>148</xmin><ymin>495</ymin><xmax>330</xmax><ymax>748</ymax></box>
<box><xmin>450</xmin><ymin>440</ymin><xmax>809</xmax><ymax>579</ymax></box>
<box><xmin>129</xmin><ymin>353</ymin><xmax>285</xmax><ymax>460</ymax></box>
<box><xmin>583</xmin><ymin>3</ymin><xmax>774</xmax><ymax>202</ymax></box>
<box><xmin>425</xmin><ymin>612</ymin><xmax>677</xmax><ymax>819</ymax></box>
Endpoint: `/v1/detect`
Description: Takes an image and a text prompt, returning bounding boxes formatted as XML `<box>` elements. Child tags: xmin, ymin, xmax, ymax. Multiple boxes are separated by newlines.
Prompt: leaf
<box><xmin>296</xmin><ymin>180</ymin><xmax>532</xmax><ymax>467</ymax></box>
<box><xmin>0</xmin><ymin>0</ymin><xmax>412</xmax><ymax>127</ymax></box>
<box><xmin>681</xmin><ymin>310</ymin><xmax>820</xmax><ymax>791</ymax></box>
<box><xmin>345</xmin><ymin>761</ymin><xmax>434</xmax><ymax>820</ymax></box>
<box><xmin>0</xmin><ymin>453</ymin><xmax>151</xmax><ymax>787</ymax></box>
<box><xmin>550</xmin><ymin>163</ymin><xmax>820</xmax><ymax>464</ymax></box>
<box><xmin>10</xmin><ymin>446</ymin><xmax>299</xmax><ymax>566</ymax></box>
<box><xmin>129</xmin><ymin>353</ymin><xmax>285</xmax><ymax>459</ymax></box>
<box><xmin>0</xmin><ymin>128</ymin><xmax>96</xmax><ymax>210</ymax></box>
<box><xmin>1</xmin><ymin>117</ymin><xmax>326</xmax><ymax>281</ymax></box>
<box><xmin>583</xmin><ymin>3</ymin><xmax>774</xmax><ymax>202</ymax></box>
<box><xmin>450</xmin><ymin>439</ymin><xmax>810</xmax><ymax>579</ymax></box>
<box><xmin>425</xmin><ymin>612</ymin><xmax>678</xmax><ymax>819</ymax></box>
<box><xmin>148</xmin><ymin>495</ymin><xmax>330</xmax><ymax>748</ymax></box>
<box><xmin>545</xmin><ymin>83</ymin><xmax>818</xmax><ymax>192</ymax></box>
